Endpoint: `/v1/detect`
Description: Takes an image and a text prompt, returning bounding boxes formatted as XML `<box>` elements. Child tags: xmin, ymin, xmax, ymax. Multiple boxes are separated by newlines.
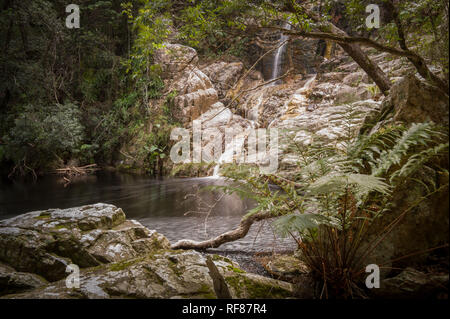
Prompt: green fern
<box><xmin>273</xmin><ymin>213</ymin><xmax>341</xmax><ymax>238</ymax></box>
<box><xmin>308</xmin><ymin>173</ymin><xmax>391</xmax><ymax>197</ymax></box>
<box><xmin>372</xmin><ymin>122</ymin><xmax>444</xmax><ymax>177</ymax></box>
<box><xmin>389</xmin><ymin>142</ymin><xmax>449</xmax><ymax>184</ymax></box>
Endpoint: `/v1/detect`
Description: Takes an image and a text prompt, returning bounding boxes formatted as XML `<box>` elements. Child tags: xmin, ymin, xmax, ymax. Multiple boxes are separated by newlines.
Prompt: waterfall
<box><xmin>212</xmin><ymin>22</ymin><xmax>292</xmax><ymax>178</ymax></box>
<box><xmin>247</xmin><ymin>91</ymin><xmax>264</xmax><ymax>123</ymax></box>
<box><xmin>212</xmin><ymin>130</ymin><xmax>249</xmax><ymax>177</ymax></box>
<box><xmin>270</xmin><ymin>22</ymin><xmax>291</xmax><ymax>85</ymax></box>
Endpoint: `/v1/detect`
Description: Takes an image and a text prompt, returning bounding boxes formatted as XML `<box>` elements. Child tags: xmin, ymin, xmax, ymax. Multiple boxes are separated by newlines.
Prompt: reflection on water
<box><xmin>0</xmin><ymin>172</ymin><xmax>296</xmax><ymax>252</ymax></box>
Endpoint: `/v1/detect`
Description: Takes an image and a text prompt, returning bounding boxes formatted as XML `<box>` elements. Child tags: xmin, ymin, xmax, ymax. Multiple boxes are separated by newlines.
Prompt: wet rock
<box><xmin>0</xmin><ymin>263</ymin><xmax>47</xmax><ymax>296</ymax></box>
<box><xmin>370</xmin><ymin>267</ymin><xmax>449</xmax><ymax>299</ymax></box>
<box><xmin>271</xmin><ymin>98</ymin><xmax>381</xmax><ymax>170</ymax></box>
<box><xmin>2</xmin><ymin>251</ymin><xmax>293</xmax><ymax>299</ymax></box>
<box><xmin>0</xmin><ymin>204</ymin><xmax>170</xmax><ymax>282</ymax></box>
<box><xmin>193</xmin><ymin>101</ymin><xmax>254</xmax><ymax>164</ymax></box>
<box><xmin>271</xmin><ymin>99</ymin><xmax>381</xmax><ymax>144</ymax></box>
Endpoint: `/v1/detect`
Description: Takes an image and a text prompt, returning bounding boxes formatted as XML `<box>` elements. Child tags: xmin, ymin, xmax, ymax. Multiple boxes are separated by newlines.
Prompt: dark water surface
<box><xmin>0</xmin><ymin>172</ymin><xmax>296</xmax><ymax>252</ymax></box>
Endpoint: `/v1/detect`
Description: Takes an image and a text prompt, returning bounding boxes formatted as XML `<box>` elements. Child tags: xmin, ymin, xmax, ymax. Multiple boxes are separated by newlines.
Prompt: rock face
<box><xmin>202</xmin><ymin>61</ymin><xmax>245</xmax><ymax>99</ymax></box>
<box><xmin>370</xmin><ymin>267</ymin><xmax>449</xmax><ymax>299</ymax></box>
<box><xmin>155</xmin><ymin>43</ymin><xmax>220</xmax><ymax>123</ymax></box>
<box><xmin>387</xmin><ymin>74</ymin><xmax>449</xmax><ymax>125</ymax></box>
<box><xmin>154</xmin><ymin>43</ymin><xmax>198</xmax><ymax>77</ymax></box>
<box><xmin>0</xmin><ymin>204</ymin><xmax>293</xmax><ymax>299</ymax></box>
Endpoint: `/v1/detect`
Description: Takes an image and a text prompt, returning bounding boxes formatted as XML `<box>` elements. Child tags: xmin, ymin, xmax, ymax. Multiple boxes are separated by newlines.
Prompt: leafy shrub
<box><xmin>3</xmin><ymin>102</ymin><xmax>85</xmax><ymax>175</ymax></box>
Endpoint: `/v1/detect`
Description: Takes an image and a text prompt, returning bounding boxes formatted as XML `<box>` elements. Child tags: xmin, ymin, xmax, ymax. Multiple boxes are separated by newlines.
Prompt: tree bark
<box><xmin>338</xmin><ymin>42</ymin><xmax>392</xmax><ymax>95</ymax></box>
<box><xmin>282</xmin><ymin>1</ymin><xmax>447</xmax><ymax>95</ymax></box>
<box><xmin>315</xmin><ymin>21</ymin><xmax>392</xmax><ymax>95</ymax></box>
<box><xmin>171</xmin><ymin>211</ymin><xmax>273</xmax><ymax>250</ymax></box>
<box><xmin>386</xmin><ymin>0</ymin><xmax>449</xmax><ymax>94</ymax></box>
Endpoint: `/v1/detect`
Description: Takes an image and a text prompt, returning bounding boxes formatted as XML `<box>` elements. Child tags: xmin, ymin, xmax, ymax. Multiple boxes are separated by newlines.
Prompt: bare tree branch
<box><xmin>171</xmin><ymin>211</ymin><xmax>274</xmax><ymax>250</ymax></box>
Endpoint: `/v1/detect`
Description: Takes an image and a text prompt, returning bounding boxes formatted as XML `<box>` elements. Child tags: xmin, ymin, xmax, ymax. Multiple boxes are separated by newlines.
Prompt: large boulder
<box><xmin>0</xmin><ymin>204</ymin><xmax>294</xmax><ymax>299</ymax></box>
<box><xmin>388</xmin><ymin>74</ymin><xmax>449</xmax><ymax>125</ymax></box>
<box><xmin>0</xmin><ymin>204</ymin><xmax>170</xmax><ymax>282</ymax></box>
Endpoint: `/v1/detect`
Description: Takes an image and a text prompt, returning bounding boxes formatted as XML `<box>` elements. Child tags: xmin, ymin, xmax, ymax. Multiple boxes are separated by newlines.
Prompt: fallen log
<box><xmin>54</xmin><ymin>164</ymin><xmax>98</xmax><ymax>176</ymax></box>
<box><xmin>54</xmin><ymin>164</ymin><xmax>99</xmax><ymax>186</ymax></box>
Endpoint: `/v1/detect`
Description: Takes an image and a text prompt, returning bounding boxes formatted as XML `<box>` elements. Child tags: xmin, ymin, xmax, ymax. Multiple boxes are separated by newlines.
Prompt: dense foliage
<box><xmin>1</xmin><ymin>0</ymin><xmax>448</xmax><ymax>179</ymax></box>
<box><xmin>218</xmin><ymin>110</ymin><xmax>448</xmax><ymax>297</ymax></box>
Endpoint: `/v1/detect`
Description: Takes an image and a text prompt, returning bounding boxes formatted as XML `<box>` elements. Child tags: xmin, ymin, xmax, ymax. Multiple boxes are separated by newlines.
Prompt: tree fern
<box><xmin>347</xmin><ymin>125</ymin><xmax>404</xmax><ymax>172</ymax></box>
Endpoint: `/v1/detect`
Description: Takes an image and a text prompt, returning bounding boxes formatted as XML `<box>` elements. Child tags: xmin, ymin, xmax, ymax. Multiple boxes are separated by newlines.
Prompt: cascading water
<box><xmin>212</xmin><ymin>130</ymin><xmax>248</xmax><ymax>177</ymax></box>
<box><xmin>270</xmin><ymin>22</ymin><xmax>291</xmax><ymax>85</ymax></box>
<box><xmin>212</xmin><ymin>22</ymin><xmax>292</xmax><ymax>177</ymax></box>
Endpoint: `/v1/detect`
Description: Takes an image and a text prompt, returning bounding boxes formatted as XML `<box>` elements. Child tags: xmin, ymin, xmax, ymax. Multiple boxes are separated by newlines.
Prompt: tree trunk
<box><xmin>387</xmin><ymin>0</ymin><xmax>449</xmax><ymax>94</ymax></box>
<box><xmin>323</xmin><ymin>23</ymin><xmax>392</xmax><ymax>95</ymax></box>
<box><xmin>338</xmin><ymin>42</ymin><xmax>392</xmax><ymax>95</ymax></box>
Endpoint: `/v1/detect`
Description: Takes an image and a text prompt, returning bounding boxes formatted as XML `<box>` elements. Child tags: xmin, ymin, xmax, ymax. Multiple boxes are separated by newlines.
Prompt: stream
<box><xmin>0</xmin><ymin>172</ymin><xmax>297</xmax><ymax>254</ymax></box>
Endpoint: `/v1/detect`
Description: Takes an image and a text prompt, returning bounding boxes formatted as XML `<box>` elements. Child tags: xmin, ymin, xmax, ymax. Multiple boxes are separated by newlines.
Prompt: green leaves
<box><xmin>372</xmin><ymin>122</ymin><xmax>445</xmax><ymax>177</ymax></box>
<box><xmin>308</xmin><ymin>173</ymin><xmax>391</xmax><ymax>197</ymax></box>
<box><xmin>272</xmin><ymin>213</ymin><xmax>341</xmax><ymax>238</ymax></box>
<box><xmin>3</xmin><ymin>102</ymin><xmax>84</xmax><ymax>169</ymax></box>
<box><xmin>389</xmin><ymin>142</ymin><xmax>449</xmax><ymax>185</ymax></box>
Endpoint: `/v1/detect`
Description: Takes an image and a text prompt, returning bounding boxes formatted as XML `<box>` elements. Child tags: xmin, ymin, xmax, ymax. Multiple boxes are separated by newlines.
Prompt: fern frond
<box><xmin>372</xmin><ymin>122</ymin><xmax>442</xmax><ymax>177</ymax></box>
<box><xmin>347</xmin><ymin>125</ymin><xmax>404</xmax><ymax>171</ymax></box>
<box><xmin>272</xmin><ymin>213</ymin><xmax>340</xmax><ymax>237</ymax></box>
<box><xmin>308</xmin><ymin>173</ymin><xmax>390</xmax><ymax>197</ymax></box>
<box><xmin>389</xmin><ymin>142</ymin><xmax>449</xmax><ymax>185</ymax></box>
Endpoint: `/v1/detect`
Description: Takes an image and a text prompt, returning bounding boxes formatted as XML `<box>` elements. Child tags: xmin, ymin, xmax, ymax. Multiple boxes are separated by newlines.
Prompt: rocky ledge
<box><xmin>0</xmin><ymin>203</ymin><xmax>293</xmax><ymax>299</ymax></box>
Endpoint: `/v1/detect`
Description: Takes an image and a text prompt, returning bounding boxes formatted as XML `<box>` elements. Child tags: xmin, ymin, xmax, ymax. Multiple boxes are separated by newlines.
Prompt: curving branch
<box><xmin>171</xmin><ymin>211</ymin><xmax>274</xmax><ymax>250</ymax></box>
